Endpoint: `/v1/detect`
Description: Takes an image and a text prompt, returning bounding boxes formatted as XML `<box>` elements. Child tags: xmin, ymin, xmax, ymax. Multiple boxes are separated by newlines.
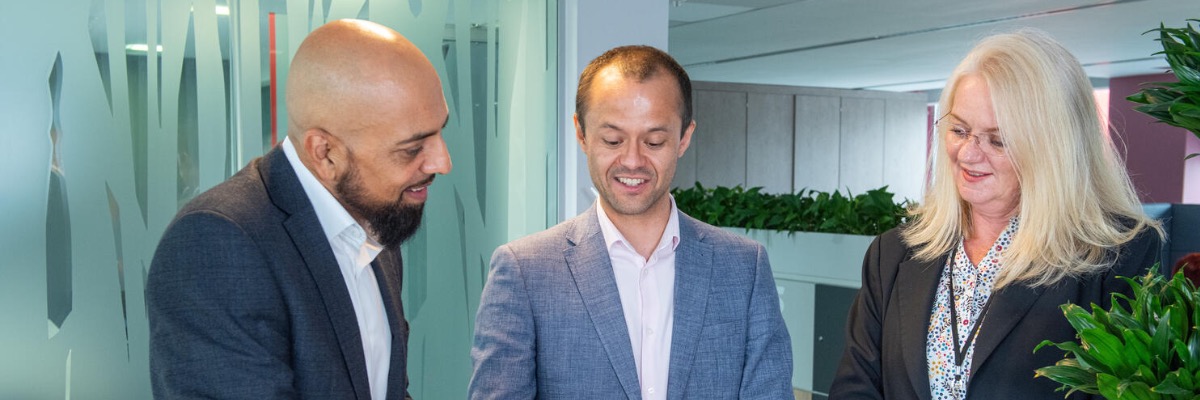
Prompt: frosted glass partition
<box><xmin>0</xmin><ymin>0</ymin><xmax>556</xmax><ymax>398</ymax></box>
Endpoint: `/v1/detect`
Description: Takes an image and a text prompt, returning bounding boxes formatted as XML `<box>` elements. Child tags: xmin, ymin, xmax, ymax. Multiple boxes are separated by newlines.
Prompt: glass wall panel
<box><xmin>0</xmin><ymin>0</ymin><xmax>556</xmax><ymax>397</ymax></box>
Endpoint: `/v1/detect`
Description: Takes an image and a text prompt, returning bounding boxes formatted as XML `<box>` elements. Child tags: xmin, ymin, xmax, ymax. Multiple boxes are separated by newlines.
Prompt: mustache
<box><xmin>409</xmin><ymin>175</ymin><xmax>435</xmax><ymax>190</ymax></box>
<box><xmin>396</xmin><ymin>175</ymin><xmax>436</xmax><ymax>201</ymax></box>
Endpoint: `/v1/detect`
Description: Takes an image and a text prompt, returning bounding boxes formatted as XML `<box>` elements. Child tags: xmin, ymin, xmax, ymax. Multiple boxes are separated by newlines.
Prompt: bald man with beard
<box><xmin>147</xmin><ymin>19</ymin><xmax>451</xmax><ymax>399</ymax></box>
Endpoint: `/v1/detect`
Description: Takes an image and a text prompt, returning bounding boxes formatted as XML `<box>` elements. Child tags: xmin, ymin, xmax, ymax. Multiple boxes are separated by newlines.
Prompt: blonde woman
<box><xmin>830</xmin><ymin>29</ymin><xmax>1162</xmax><ymax>400</ymax></box>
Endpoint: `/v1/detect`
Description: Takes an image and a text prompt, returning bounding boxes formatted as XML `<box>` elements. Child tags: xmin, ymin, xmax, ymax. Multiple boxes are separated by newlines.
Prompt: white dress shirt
<box><xmin>283</xmin><ymin>140</ymin><xmax>391</xmax><ymax>400</ymax></box>
<box><xmin>596</xmin><ymin>197</ymin><xmax>681</xmax><ymax>400</ymax></box>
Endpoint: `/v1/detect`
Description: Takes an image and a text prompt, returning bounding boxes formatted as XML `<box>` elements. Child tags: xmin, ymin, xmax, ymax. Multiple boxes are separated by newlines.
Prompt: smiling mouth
<box><xmin>962</xmin><ymin>168</ymin><xmax>994</xmax><ymax>180</ymax></box>
<box><xmin>407</xmin><ymin>176</ymin><xmax>435</xmax><ymax>192</ymax></box>
<box><xmin>617</xmin><ymin>177</ymin><xmax>646</xmax><ymax>186</ymax></box>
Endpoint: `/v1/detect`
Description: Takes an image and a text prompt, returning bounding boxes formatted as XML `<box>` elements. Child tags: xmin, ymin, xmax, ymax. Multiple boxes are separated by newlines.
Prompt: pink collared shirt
<box><xmin>595</xmin><ymin>198</ymin><xmax>681</xmax><ymax>400</ymax></box>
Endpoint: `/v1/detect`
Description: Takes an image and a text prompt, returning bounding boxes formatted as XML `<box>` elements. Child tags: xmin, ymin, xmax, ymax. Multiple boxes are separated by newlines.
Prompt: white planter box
<box><xmin>724</xmin><ymin>228</ymin><xmax>875</xmax><ymax>289</ymax></box>
<box><xmin>724</xmin><ymin>227</ymin><xmax>875</xmax><ymax>394</ymax></box>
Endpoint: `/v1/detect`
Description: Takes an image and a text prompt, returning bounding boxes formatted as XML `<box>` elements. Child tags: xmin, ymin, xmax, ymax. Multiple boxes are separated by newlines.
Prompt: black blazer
<box><xmin>829</xmin><ymin>225</ymin><xmax>1161</xmax><ymax>400</ymax></box>
<box><xmin>147</xmin><ymin>147</ymin><xmax>410</xmax><ymax>399</ymax></box>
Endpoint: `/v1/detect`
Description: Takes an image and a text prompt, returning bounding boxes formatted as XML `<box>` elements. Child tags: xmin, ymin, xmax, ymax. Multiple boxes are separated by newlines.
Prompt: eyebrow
<box><xmin>394</xmin><ymin>115</ymin><xmax>450</xmax><ymax>146</ymax></box>
<box><xmin>946</xmin><ymin>113</ymin><xmax>1000</xmax><ymax>133</ymax></box>
<box><xmin>598</xmin><ymin>122</ymin><xmax>623</xmax><ymax>132</ymax></box>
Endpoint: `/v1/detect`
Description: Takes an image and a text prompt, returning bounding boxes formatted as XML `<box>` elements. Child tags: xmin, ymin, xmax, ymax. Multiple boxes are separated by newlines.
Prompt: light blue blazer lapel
<box><xmin>666</xmin><ymin>213</ymin><xmax>713</xmax><ymax>400</ymax></box>
<box><xmin>563</xmin><ymin>206</ymin><xmax>642</xmax><ymax>400</ymax></box>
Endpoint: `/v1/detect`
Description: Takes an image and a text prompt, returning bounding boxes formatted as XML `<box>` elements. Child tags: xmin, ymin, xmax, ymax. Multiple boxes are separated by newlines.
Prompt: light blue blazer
<box><xmin>469</xmin><ymin>205</ymin><xmax>793</xmax><ymax>399</ymax></box>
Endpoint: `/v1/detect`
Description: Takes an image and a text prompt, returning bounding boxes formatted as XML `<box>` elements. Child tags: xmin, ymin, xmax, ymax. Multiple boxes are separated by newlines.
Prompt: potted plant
<box><xmin>1034</xmin><ymin>272</ymin><xmax>1200</xmax><ymax>399</ymax></box>
<box><xmin>1126</xmin><ymin>19</ymin><xmax>1200</xmax><ymax>159</ymax></box>
<box><xmin>1034</xmin><ymin>19</ymin><xmax>1200</xmax><ymax>399</ymax></box>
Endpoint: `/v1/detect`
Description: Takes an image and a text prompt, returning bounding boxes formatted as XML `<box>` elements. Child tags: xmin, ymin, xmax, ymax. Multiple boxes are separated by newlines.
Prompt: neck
<box><xmin>602</xmin><ymin>200</ymin><xmax>672</xmax><ymax>260</ymax></box>
<box><xmin>964</xmin><ymin>208</ymin><xmax>1013</xmax><ymax>265</ymax></box>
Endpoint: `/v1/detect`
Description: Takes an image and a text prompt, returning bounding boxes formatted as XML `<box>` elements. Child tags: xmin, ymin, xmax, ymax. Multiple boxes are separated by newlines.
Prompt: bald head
<box><xmin>286</xmin><ymin>19</ymin><xmax>444</xmax><ymax>144</ymax></box>
<box><xmin>282</xmin><ymin>20</ymin><xmax>452</xmax><ymax>245</ymax></box>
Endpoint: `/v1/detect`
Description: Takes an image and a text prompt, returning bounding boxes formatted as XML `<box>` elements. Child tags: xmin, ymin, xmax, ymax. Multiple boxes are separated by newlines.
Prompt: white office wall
<box><xmin>558</xmin><ymin>0</ymin><xmax>670</xmax><ymax>221</ymax></box>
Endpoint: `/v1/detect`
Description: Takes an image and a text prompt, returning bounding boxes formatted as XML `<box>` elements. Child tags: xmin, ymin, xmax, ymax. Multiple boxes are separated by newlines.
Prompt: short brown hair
<box><xmin>575</xmin><ymin>45</ymin><xmax>692</xmax><ymax>135</ymax></box>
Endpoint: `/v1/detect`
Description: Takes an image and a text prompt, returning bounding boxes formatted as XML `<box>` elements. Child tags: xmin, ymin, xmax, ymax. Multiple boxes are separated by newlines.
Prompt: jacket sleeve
<box><xmin>739</xmin><ymin>244</ymin><xmax>795</xmax><ymax>399</ymax></box>
<box><xmin>469</xmin><ymin>245</ymin><xmax>537</xmax><ymax>400</ymax></box>
<box><xmin>146</xmin><ymin>210</ymin><xmax>297</xmax><ymax>399</ymax></box>
<box><xmin>828</xmin><ymin>235</ymin><xmax>889</xmax><ymax>399</ymax></box>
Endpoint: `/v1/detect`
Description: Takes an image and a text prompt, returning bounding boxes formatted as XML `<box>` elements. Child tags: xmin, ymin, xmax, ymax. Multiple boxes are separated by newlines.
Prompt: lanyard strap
<box><xmin>947</xmin><ymin>246</ymin><xmax>994</xmax><ymax>367</ymax></box>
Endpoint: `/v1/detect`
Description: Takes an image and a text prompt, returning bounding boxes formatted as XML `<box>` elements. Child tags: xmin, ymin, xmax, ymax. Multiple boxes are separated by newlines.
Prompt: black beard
<box><xmin>335</xmin><ymin>163</ymin><xmax>425</xmax><ymax>248</ymax></box>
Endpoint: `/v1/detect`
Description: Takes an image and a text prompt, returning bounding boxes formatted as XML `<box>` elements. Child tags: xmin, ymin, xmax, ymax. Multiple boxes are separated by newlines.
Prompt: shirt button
<box><xmin>648</xmin><ymin>387</ymin><xmax>655</xmax><ymax>394</ymax></box>
<box><xmin>647</xmin><ymin>328</ymin><xmax>655</xmax><ymax>335</ymax></box>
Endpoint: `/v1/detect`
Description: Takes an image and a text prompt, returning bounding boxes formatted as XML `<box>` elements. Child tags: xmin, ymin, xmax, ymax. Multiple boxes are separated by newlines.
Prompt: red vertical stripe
<box><xmin>269</xmin><ymin>12</ymin><xmax>278</xmax><ymax>146</ymax></box>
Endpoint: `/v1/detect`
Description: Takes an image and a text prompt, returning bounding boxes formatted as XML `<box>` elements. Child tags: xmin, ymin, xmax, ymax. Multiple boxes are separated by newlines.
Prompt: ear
<box><xmin>574</xmin><ymin>113</ymin><xmax>587</xmax><ymax>150</ymax></box>
<box><xmin>301</xmin><ymin>128</ymin><xmax>341</xmax><ymax>183</ymax></box>
<box><xmin>677</xmin><ymin>119</ymin><xmax>696</xmax><ymax>158</ymax></box>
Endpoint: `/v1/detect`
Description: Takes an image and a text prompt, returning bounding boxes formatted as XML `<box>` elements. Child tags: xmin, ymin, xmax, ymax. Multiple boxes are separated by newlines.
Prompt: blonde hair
<box><xmin>903</xmin><ymin>29</ymin><xmax>1162</xmax><ymax>289</ymax></box>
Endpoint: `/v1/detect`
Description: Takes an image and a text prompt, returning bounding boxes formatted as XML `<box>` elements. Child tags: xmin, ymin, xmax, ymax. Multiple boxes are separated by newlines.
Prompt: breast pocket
<box><xmin>698</xmin><ymin>320</ymin><xmax>745</xmax><ymax>353</ymax></box>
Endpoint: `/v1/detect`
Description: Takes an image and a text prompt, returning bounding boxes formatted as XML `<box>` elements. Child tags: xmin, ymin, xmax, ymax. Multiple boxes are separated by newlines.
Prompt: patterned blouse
<box><xmin>926</xmin><ymin>217</ymin><xmax>1018</xmax><ymax>400</ymax></box>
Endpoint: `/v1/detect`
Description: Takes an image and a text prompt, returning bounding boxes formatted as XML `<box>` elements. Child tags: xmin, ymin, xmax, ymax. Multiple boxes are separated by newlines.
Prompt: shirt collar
<box><xmin>281</xmin><ymin>140</ymin><xmax>381</xmax><ymax>262</ymax></box>
<box><xmin>595</xmin><ymin>195</ymin><xmax>682</xmax><ymax>256</ymax></box>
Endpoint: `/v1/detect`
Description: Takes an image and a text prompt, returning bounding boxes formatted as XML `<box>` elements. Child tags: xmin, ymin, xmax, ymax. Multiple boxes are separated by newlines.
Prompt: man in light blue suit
<box><xmin>469</xmin><ymin>45</ymin><xmax>793</xmax><ymax>400</ymax></box>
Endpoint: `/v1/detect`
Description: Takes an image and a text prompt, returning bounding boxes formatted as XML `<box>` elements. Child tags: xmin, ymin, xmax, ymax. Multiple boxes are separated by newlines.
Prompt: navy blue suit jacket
<box><xmin>147</xmin><ymin>147</ymin><xmax>410</xmax><ymax>399</ymax></box>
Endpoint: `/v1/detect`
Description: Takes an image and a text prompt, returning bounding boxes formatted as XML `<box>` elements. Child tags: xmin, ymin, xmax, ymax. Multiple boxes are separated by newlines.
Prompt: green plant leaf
<box><xmin>1116</xmin><ymin>380</ymin><xmax>1157</xmax><ymax>400</ymax></box>
<box><xmin>1081</xmin><ymin>328</ymin><xmax>1132</xmax><ymax>376</ymax></box>
<box><xmin>1050</xmin><ymin>339</ymin><xmax>1111</xmax><ymax>375</ymax></box>
<box><xmin>1038</xmin><ymin>270</ymin><xmax>1200</xmax><ymax>397</ymax></box>
<box><xmin>1153</xmin><ymin>371</ymin><xmax>1191</xmax><ymax>395</ymax></box>
<box><xmin>1131</xmin><ymin>20</ymin><xmax>1200</xmax><ymax>143</ymax></box>
<box><xmin>1064</xmin><ymin>303</ymin><xmax>1102</xmax><ymax>332</ymax></box>
<box><xmin>1122</xmin><ymin>329</ymin><xmax>1154</xmax><ymax>372</ymax></box>
<box><xmin>1098</xmin><ymin>373</ymin><xmax>1123</xmax><ymax>400</ymax></box>
<box><xmin>1135</xmin><ymin>364</ymin><xmax>1159</xmax><ymax>387</ymax></box>
<box><xmin>1035</xmin><ymin>364</ymin><xmax>1099</xmax><ymax>391</ymax></box>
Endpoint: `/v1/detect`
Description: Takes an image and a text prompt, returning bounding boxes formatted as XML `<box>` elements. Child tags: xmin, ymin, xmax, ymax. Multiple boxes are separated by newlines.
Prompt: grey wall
<box><xmin>675</xmin><ymin>81</ymin><xmax>928</xmax><ymax>202</ymax></box>
<box><xmin>559</xmin><ymin>0</ymin><xmax>669</xmax><ymax>220</ymax></box>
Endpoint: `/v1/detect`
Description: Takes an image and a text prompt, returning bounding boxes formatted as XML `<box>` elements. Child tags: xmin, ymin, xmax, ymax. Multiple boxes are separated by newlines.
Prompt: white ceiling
<box><xmin>668</xmin><ymin>0</ymin><xmax>1200</xmax><ymax>93</ymax></box>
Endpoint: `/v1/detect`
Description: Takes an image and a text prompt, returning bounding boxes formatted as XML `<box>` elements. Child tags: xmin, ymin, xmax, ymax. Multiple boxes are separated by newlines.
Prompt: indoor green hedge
<box><xmin>672</xmin><ymin>183</ymin><xmax>911</xmax><ymax>236</ymax></box>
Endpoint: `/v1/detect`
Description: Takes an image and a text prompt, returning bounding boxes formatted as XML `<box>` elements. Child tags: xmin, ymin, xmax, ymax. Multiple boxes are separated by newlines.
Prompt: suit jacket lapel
<box><xmin>665</xmin><ymin>214</ymin><xmax>712</xmax><ymax>400</ymax></box>
<box><xmin>969</xmin><ymin>282</ymin><xmax>1044</xmax><ymax>377</ymax></box>
<box><xmin>896</xmin><ymin>256</ymin><xmax>944</xmax><ymax>400</ymax></box>
<box><xmin>263</xmin><ymin>148</ymin><xmax>373</xmax><ymax>399</ymax></box>
<box><xmin>372</xmin><ymin>249</ymin><xmax>409</xmax><ymax>400</ymax></box>
<box><xmin>563</xmin><ymin>206</ymin><xmax>641</xmax><ymax>400</ymax></box>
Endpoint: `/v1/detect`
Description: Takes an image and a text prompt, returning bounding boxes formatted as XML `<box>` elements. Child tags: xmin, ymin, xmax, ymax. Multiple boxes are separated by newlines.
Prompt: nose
<box><xmin>618</xmin><ymin>141</ymin><xmax>647</xmax><ymax>169</ymax></box>
<box><xmin>422</xmin><ymin>135</ymin><xmax>452</xmax><ymax>175</ymax></box>
<box><xmin>956</xmin><ymin>135</ymin><xmax>985</xmax><ymax>162</ymax></box>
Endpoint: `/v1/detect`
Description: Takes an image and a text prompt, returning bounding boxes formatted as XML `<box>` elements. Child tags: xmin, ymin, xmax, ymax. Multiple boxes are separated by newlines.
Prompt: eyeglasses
<box><xmin>936</xmin><ymin>117</ymin><xmax>1007</xmax><ymax>157</ymax></box>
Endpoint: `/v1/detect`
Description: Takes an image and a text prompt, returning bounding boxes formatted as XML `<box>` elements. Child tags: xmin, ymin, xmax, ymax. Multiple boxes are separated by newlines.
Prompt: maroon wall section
<box><xmin>1108</xmin><ymin>73</ymin><xmax>1196</xmax><ymax>204</ymax></box>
